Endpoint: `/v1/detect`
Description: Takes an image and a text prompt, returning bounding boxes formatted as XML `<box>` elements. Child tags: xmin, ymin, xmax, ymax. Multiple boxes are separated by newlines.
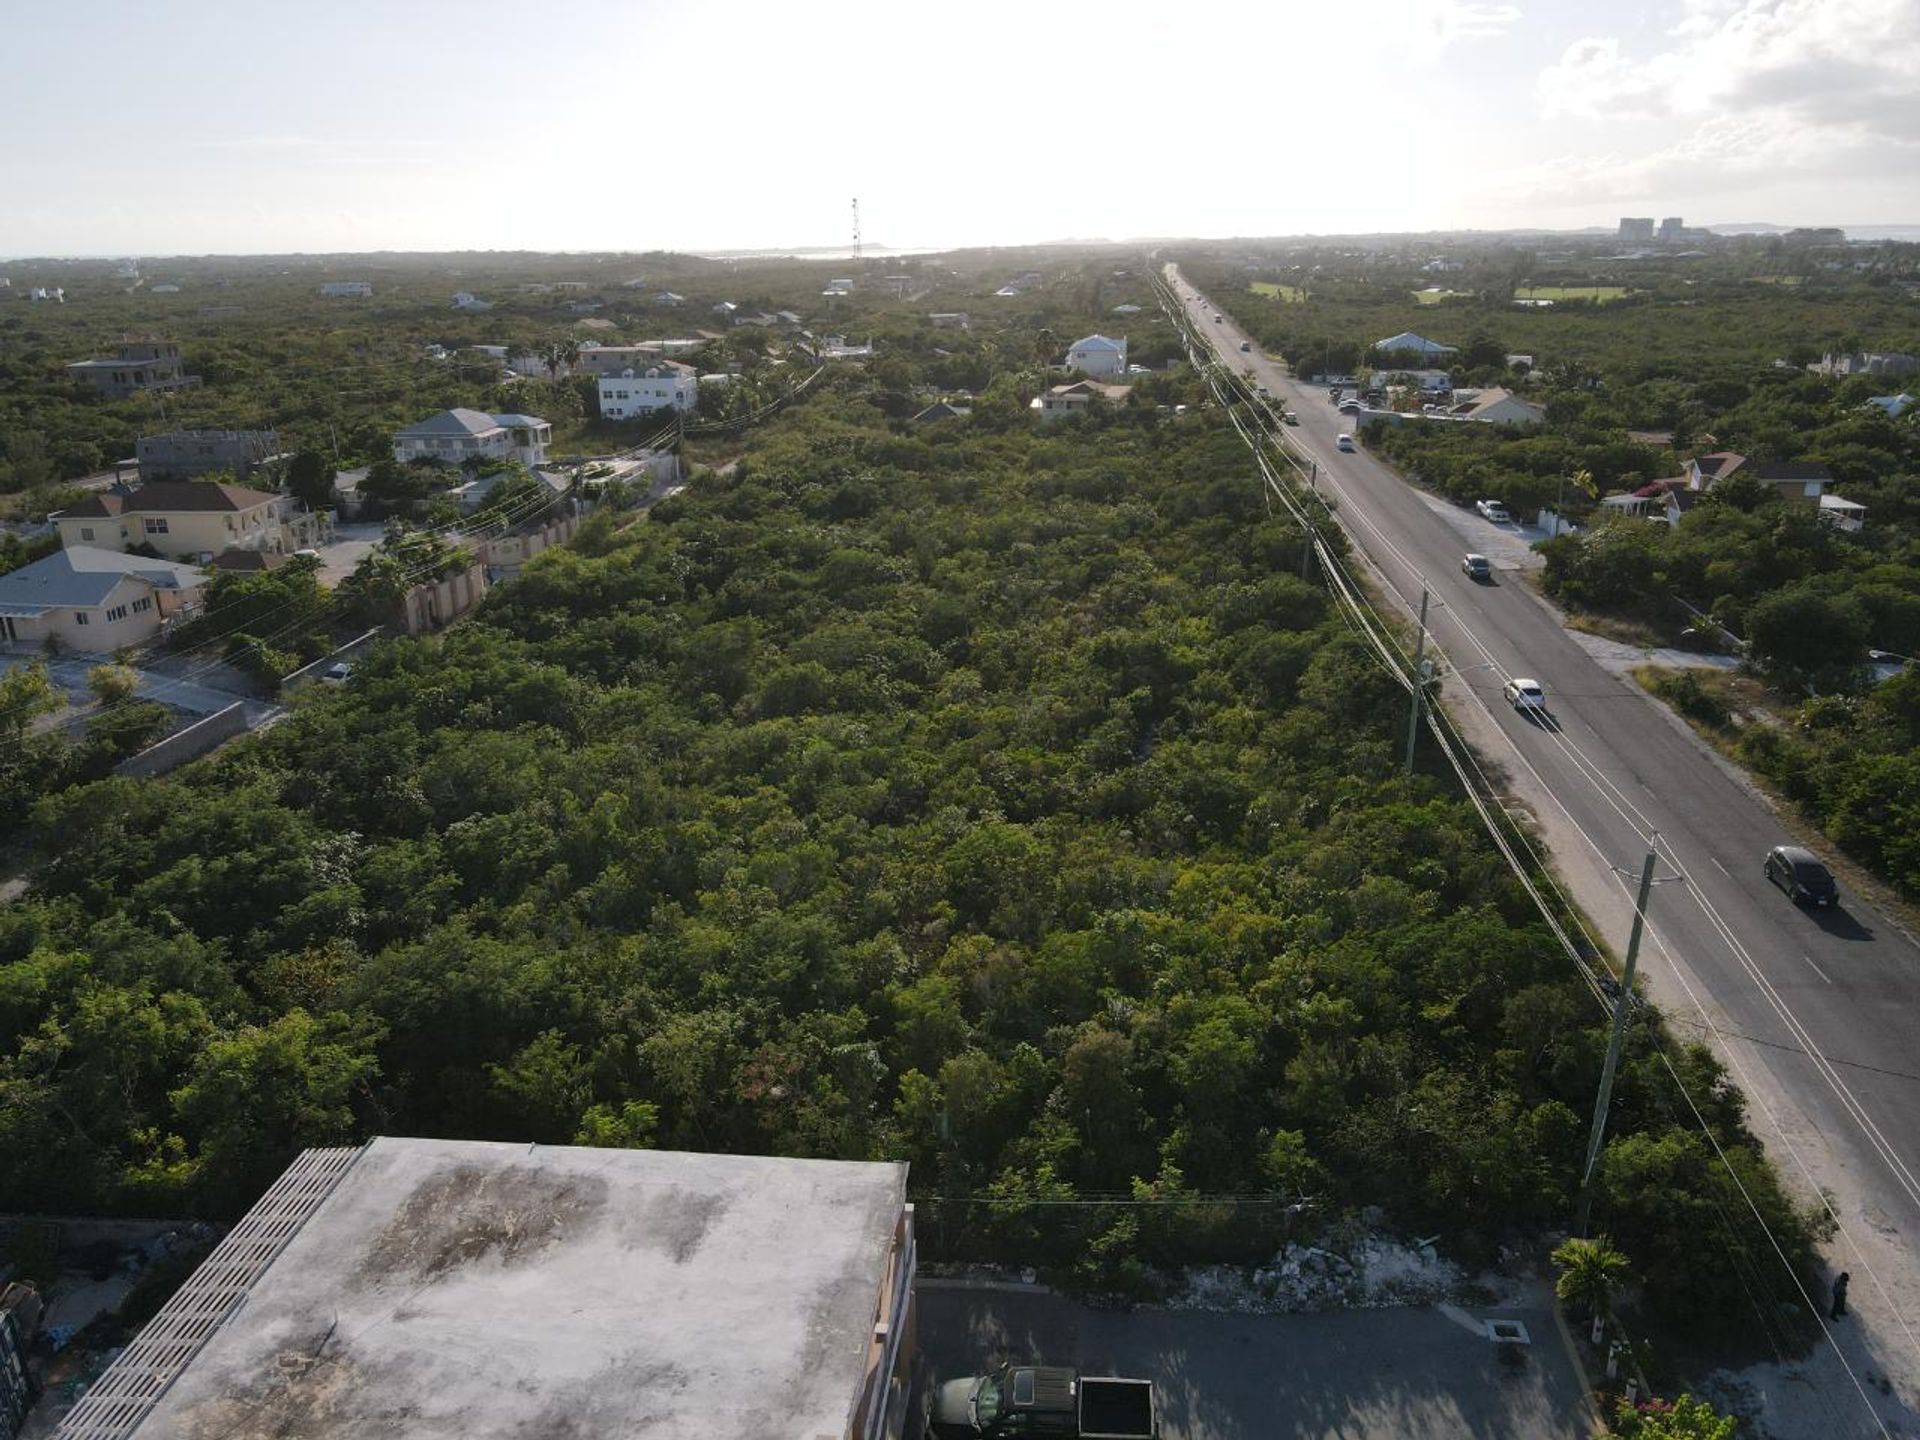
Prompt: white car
<box><xmin>1476</xmin><ymin>499</ymin><xmax>1512</xmax><ymax>524</ymax></box>
<box><xmin>1336</xmin><ymin>433</ymin><xmax>1354</xmax><ymax>452</ymax></box>
<box><xmin>1503</xmin><ymin>677</ymin><xmax>1547</xmax><ymax>712</ymax></box>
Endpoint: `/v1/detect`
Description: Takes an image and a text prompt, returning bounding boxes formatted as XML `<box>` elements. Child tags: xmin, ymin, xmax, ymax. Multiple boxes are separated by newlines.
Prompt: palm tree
<box><xmin>1553</xmin><ymin>1234</ymin><xmax>1630</xmax><ymax>1325</ymax></box>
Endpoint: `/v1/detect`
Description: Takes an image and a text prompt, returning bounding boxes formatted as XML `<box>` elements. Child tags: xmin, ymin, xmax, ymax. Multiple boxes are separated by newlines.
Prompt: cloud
<box><xmin>1539</xmin><ymin>0</ymin><xmax>1920</xmax><ymax>132</ymax></box>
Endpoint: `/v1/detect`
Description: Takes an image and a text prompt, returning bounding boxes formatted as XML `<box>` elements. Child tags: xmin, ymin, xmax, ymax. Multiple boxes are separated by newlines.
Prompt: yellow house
<box><xmin>0</xmin><ymin>546</ymin><xmax>206</xmax><ymax>652</ymax></box>
<box><xmin>53</xmin><ymin>481</ymin><xmax>326</xmax><ymax>563</ymax></box>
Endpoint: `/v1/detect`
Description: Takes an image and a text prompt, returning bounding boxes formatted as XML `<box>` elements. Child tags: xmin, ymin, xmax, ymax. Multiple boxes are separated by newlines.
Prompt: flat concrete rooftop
<box><xmin>98</xmin><ymin>1138</ymin><xmax>909</xmax><ymax>1439</ymax></box>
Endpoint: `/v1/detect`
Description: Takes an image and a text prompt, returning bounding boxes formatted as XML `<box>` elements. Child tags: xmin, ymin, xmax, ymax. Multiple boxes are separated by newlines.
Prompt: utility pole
<box><xmin>1576</xmin><ymin>837</ymin><xmax>1661</xmax><ymax>1236</ymax></box>
<box><xmin>1402</xmin><ymin>587</ymin><xmax>1430</xmax><ymax>775</ymax></box>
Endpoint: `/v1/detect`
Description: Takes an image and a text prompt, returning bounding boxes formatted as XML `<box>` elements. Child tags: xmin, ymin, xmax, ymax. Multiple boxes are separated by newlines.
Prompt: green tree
<box><xmin>1611</xmin><ymin>1394</ymin><xmax>1739</xmax><ymax>1439</ymax></box>
<box><xmin>286</xmin><ymin>449</ymin><xmax>338</xmax><ymax>511</ymax></box>
<box><xmin>0</xmin><ymin>660</ymin><xmax>65</xmax><ymax>742</ymax></box>
<box><xmin>86</xmin><ymin>662</ymin><xmax>140</xmax><ymax>706</ymax></box>
<box><xmin>1552</xmin><ymin>1233</ymin><xmax>1631</xmax><ymax>1321</ymax></box>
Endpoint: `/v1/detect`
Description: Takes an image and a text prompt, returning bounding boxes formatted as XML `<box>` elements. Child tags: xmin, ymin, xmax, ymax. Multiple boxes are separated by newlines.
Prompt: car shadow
<box><xmin>1809</xmin><ymin>905</ymin><xmax>1875</xmax><ymax>942</ymax></box>
<box><xmin>1519</xmin><ymin>710</ymin><xmax>1563</xmax><ymax>733</ymax></box>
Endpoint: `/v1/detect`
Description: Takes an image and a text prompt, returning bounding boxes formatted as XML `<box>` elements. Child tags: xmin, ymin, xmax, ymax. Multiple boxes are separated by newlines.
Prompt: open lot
<box><xmin>1513</xmin><ymin>285</ymin><xmax>1631</xmax><ymax>303</ymax></box>
<box><xmin>1250</xmin><ymin>282</ymin><xmax>1306</xmax><ymax>302</ymax></box>
<box><xmin>916</xmin><ymin>1283</ymin><xmax>1594</xmax><ymax>1440</ymax></box>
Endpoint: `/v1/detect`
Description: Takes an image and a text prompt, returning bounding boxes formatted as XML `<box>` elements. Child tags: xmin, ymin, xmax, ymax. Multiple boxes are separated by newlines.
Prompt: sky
<box><xmin>4</xmin><ymin>0</ymin><xmax>1917</xmax><ymax>257</ymax></box>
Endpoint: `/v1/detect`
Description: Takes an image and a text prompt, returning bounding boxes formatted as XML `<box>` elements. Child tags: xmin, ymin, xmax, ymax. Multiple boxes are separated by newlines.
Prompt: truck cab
<box><xmin>930</xmin><ymin>1365</ymin><xmax>1155</xmax><ymax>1439</ymax></box>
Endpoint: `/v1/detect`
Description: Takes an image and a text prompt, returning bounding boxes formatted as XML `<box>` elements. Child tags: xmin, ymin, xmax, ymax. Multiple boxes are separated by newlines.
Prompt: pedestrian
<box><xmin>1830</xmin><ymin>1272</ymin><xmax>1850</xmax><ymax>1320</ymax></box>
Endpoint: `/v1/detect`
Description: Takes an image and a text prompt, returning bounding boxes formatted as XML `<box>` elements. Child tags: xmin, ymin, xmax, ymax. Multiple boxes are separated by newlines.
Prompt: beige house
<box><xmin>0</xmin><ymin>546</ymin><xmax>206</xmax><ymax>652</ymax></box>
<box><xmin>1030</xmin><ymin>379</ymin><xmax>1130</xmax><ymax>423</ymax></box>
<box><xmin>1452</xmin><ymin>387</ymin><xmax>1547</xmax><ymax>428</ymax></box>
<box><xmin>53</xmin><ymin>481</ymin><xmax>328</xmax><ymax>563</ymax></box>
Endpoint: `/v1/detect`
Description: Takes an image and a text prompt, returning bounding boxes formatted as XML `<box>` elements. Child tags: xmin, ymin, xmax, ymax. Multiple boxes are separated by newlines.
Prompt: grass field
<box><xmin>1513</xmin><ymin>285</ymin><xmax>1631</xmax><ymax>303</ymax></box>
<box><xmin>1250</xmin><ymin>282</ymin><xmax>1306</xmax><ymax>302</ymax></box>
<box><xmin>1411</xmin><ymin>287</ymin><xmax>1468</xmax><ymax>304</ymax></box>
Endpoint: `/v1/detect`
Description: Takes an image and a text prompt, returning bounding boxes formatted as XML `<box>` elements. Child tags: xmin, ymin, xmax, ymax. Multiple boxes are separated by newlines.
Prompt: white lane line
<box><xmin>1711</xmin><ymin>856</ymin><xmax>1731</xmax><ymax>877</ymax></box>
<box><xmin>1801</xmin><ymin>953</ymin><xmax>1834</xmax><ymax>985</ymax></box>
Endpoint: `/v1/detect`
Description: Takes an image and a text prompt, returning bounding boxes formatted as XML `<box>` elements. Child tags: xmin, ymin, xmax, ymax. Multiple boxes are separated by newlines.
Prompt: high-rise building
<box><xmin>1618</xmin><ymin>217</ymin><xmax>1655</xmax><ymax>243</ymax></box>
<box><xmin>1658</xmin><ymin>217</ymin><xmax>1684</xmax><ymax>242</ymax></box>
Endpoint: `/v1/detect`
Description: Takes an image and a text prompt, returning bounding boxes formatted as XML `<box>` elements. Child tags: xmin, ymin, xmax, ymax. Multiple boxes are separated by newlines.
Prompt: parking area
<box><xmin>315</xmin><ymin>519</ymin><xmax>385</xmax><ymax>586</ymax></box>
<box><xmin>915</xmin><ymin>1282</ymin><xmax>1594</xmax><ymax>1440</ymax></box>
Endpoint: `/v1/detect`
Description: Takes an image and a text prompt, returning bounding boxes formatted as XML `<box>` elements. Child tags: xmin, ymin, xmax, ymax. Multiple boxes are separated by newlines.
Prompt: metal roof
<box><xmin>0</xmin><ymin>546</ymin><xmax>207</xmax><ymax>609</ymax></box>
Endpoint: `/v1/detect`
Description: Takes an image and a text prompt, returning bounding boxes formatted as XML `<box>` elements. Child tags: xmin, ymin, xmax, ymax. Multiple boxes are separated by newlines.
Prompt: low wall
<box><xmin>113</xmin><ymin>702</ymin><xmax>249</xmax><ymax>778</ymax></box>
<box><xmin>280</xmin><ymin>627</ymin><xmax>383</xmax><ymax>695</ymax></box>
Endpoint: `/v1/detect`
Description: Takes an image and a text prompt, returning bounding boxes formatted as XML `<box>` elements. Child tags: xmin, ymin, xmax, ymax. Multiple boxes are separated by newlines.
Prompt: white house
<box><xmin>452</xmin><ymin>292</ymin><xmax>494</xmax><ymax>311</ymax></box>
<box><xmin>1374</xmin><ymin>331</ymin><xmax>1457</xmax><ymax>359</ymax></box>
<box><xmin>598</xmin><ymin>363</ymin><xmax>698</xmax><ymax>419</ymax></box>
<box><xmin>1066</xmin><ymin>334</ymin><xmax>1128</xmax><ymax>377</ymax></box>
<box><xmin>393</xmin><ymin>409</ymin><xmax>550</xmax><ymax>468</ymax></box>
<box><xmin>1453</xmin><ymin>387</ymin><xmax>1546</xmax><ymax>427</ymax></box>
<box><xmin>0</xmin><ymin>546</ymin><xmax>207</xmax><ymax>652</ymax></box>
<box><xmin>1866</xmin><ymin>393</ymin><xmax>1914</xmax><ymax>420</ymax></box>
<box><xmin>1819</xmin><ymin>494</ymin><xmax>1867</xmax><ymax>533</ymax></box>
<box><xmin>1030</xmin><ymin>379</ymin><xmax>1130</xmax><ymax>423</ymax></box>
<box><xmin>320</xmin><ymin>281</ymin><xmax>373</xmax><ymax>297</ymax></box>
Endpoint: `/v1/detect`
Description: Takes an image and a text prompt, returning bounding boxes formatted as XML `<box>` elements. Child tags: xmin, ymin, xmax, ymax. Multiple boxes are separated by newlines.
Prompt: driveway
<box><xmin>4</xmin><ymin>655</ymin><xmax>271</xmax><ymax>723</ymax></box>
<box><xmin>916</xmin><ymin>1283</ymin><xmax>1593</xmax><ymax>1440</ymax></box>
<box><xmin>315</xmin><ymin>520</ymin><xmax>385</xmax><ymax>587</ymax></box>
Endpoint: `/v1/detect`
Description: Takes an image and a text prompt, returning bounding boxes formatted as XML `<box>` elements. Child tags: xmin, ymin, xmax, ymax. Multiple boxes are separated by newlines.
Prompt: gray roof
<box><xmin>488</xmin><ymin>412</ymin><xmax>550</xmax><ymax>430</ymax></box>
<box><xmin>0</xmin><ymin>545</ymin><xmax>206</xmax><ymax>614</ymax></box>
<box><xmin>1070</xmin><ymin>334</ymin><xmax>1126</xmax><ymax>351</ymax></box>
<box><xmin>82</xmin><ymin>1138</ymin><xmax>908</xmax><ymax>1440</ymax></box>
<box><xmin>395</xmin><ymin>408</ymin><xmax>507</xmax><ymax>439</ymax></box>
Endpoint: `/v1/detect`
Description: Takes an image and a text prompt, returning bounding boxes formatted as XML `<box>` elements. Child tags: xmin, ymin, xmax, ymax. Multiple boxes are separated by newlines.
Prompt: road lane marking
<box><xmin>1711</xmin><ymin>856</ymin><xmax>1730</xmax><ymax>877</ymax></box>
<box><xmin>1801</xmin><ymin>953</ymin><xmax>1833</xmax><ymax>985</ymax></box>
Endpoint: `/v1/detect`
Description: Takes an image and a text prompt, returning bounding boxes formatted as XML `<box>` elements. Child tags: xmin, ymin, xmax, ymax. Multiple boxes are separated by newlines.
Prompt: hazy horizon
<box><xmin>5</xmin><ymin>0</ymin><xmax>1917</xmax><ymax>257</ymax></box>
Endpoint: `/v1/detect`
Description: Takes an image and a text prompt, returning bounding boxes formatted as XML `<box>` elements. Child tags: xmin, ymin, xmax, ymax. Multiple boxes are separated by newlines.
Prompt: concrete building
<box><xmin>65</xmin><ymin>340</ymin><xmax>200</xmax><ymax>398</ymax></box>
<box><xmin>1813</xmin><ymin>351</ymin><xmax>1920</xmax><ymax>378</ymax></box>
<box><xmin>1066</xmin><ymin>334</ymin><xmax>1128</xmax><ymax>377</ymax></box>
<box><xmin>0</xmin><ymin>546</ymin><xmax>206</xmax><ymax>651</ymax></box>
<box><xmin>451</xmin><ymin>291</ymin><xmax>493</xmax><ymax>311</ymax></box>
<box><xmin>1618</xmin><ymin>217</ymin><xmax>1655</xmax><ymax>243</ymax></box>
<box><xmin>319</xmin><ymin>281</ymin><xmax>373</xmax><ymax>297</ymax></box>
<box><xmin>575</xmin><ymin>343</ymin><xmax>671</xmax><ymax>377</ymax></box>
<box><xmin>598</xmin><ymin>362</ymin><xmax>698</xmax><ymax>418</ymax></box>
<box><xmin>56</xmin><ymin>1139</ymin><xmax>916</xmax><ymax>1440</ymax></box>
<box><xmin>53</xmin><ymin>481</ymin><xmax>327</xmax><ymax>562</ymax></box>
<box><xmin>392</xmin><ymin>409</ymin><xmax>550</xmax><ymax>468</ymax></box>
<box><xmin>135</xmin><ymin>429</ymin><xmax>281</xmax><ymax>482</ymax></box>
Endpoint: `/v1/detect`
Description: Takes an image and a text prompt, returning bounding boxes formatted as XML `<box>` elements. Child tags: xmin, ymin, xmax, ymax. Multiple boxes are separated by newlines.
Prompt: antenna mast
<box><xmin>851</xmin><ymin>197</ymin><xmax>862</xmax><ymax>260</ymax></box>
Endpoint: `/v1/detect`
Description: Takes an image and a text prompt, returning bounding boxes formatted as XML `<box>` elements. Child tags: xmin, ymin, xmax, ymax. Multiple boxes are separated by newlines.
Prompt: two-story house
<box><xmin>392</xmin><ymin>409</ymin><xmax>550</xmax><ymax>468</ymax></box>
<box><xmin>136</xmin><ymin>429</ymin><xmax>282</xmax><ymax>482</ymax></box>
<box><xmin>0</xmin><ymin>546</ymin><xmax>207</xmax><ymax>652</ymax></box>
<box><xmin>66</xmin><ymin>339</ymin><xmax>202</xmax><ymax>398</ymax></box>
<box><xmin>53</xmin><ymin>481</ymin><xmax>327</xmax><ymax>562</ymax></box>
<box><xmin>598</xmin><ymin>363</ymin><xmax>698</xmax><ymax>419</ymax></box>
<box><xmin>1066</xmin><ymin>334</ymin><xmax>1128</xmax><ymax>377</ymax></box>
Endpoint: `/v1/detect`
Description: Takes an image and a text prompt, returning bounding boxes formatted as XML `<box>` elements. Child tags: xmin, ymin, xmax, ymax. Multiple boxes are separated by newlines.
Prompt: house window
<box><xmin>132</xmin><ymin>597</ymin><xmax>152</xmax><ymax>613</ymax></box>
<box><xmin>144</xmin><ymin>517</ymin><xmax>170</xmax><ymax>534</ymax></box>
<box><xmin>81</xmin><ymin>526</ymin><xmax>95</xmax><ymax>541</ymax></box>
<box><xmin>106</xmin><ymin>604</ymin><xmax>129</xmax><ymax>622</ymax></box>
<box><xmin>75</xmin><ymin>611</ymin><xmax>90</xmax><ymax>625</ymax></box>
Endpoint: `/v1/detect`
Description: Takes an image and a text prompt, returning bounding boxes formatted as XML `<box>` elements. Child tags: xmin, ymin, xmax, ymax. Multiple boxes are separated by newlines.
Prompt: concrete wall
<box><xmin>280</xmin><ymin>628</ymin><xmax>383</xmax><ymax>695</ymax></box>
<box><xmin>113</xmin><ymin>702</ymin><xmax>249</xmax><ymax>778</ymax></box>
<box><xmin>398</xmin><ymin>563</ymin><xmax>488</xmax><ymax>635</ymax></box>
<box><xmin>483</xmin><ymin>512</ymin><xmax>581</xmax><ymax>578</ymax></box>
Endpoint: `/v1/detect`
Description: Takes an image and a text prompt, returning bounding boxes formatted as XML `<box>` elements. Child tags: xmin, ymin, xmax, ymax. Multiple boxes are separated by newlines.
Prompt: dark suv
<box><xmin>1764</xmin><ymin>845</ymin><xmax>1838</xmax><ymax>907</ymax></box>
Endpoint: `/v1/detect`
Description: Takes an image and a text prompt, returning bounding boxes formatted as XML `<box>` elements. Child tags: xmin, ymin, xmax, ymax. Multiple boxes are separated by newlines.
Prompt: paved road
<box><xmin>1169</xmin><ymin>268</ymin><xmax>1920</xmax><ymax>1429</ymax></box>
<box><xmin>916</xmin><ymin>1282</ymin><xmax>1592</xmax><ymax>1440</ymax></box>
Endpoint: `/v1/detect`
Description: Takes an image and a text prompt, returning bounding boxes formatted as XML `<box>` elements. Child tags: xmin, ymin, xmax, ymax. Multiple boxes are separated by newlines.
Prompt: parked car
<box><xmin>1476</xmin><ymin>499</ymin><xmax>1512</xmax><ymax>524</ymax></box>
<box><xmin>1765</xmin><ymin>845</ymin><xmax>1839</xmax><ymax>907</ymax></box>
<box><xmin>1503</xmin><ymin>677</ymin><xmax>1547</xmax><ymax>712</ymax></box>
<box><xmin>1462</xmin><ymin>553</ymin><xmax>1492</xmax><ymax>581</ymax></box>
<box><xmin>1239</xmin><ymin>340</ymin><xmax>1252</xmax><ymax>352</ymax></box>
<box><xmin>1335</xmin><ymin>433</ymin><xmax>1354</xmax><ymax>452</ymax></box>
<box><xmin>1338</xmin><ymin>399</ymin><xmax>1361</xmax><ymax>414</ymax></box>
<box><xmin>321</xmin><ymin>662</ymin><xmax>353</xmax><ymax>684</ymax></box>
<box><xmin>1283</xmin><ymin>411</ymin><xmax>1299</xmax><ymax>425</ymax></box>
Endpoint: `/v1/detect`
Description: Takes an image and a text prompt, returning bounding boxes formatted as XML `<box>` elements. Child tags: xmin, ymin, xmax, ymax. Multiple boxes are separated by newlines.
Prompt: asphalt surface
<box><xmin>1168</xmin><ymin>267</ymin><xmax>1920</xmax><ymax>1414</ymax></box>
<box><xmin>916</xmin><ymin>1282</ymin><xmax>1593</xmax><ymax>1440</ymax></box>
